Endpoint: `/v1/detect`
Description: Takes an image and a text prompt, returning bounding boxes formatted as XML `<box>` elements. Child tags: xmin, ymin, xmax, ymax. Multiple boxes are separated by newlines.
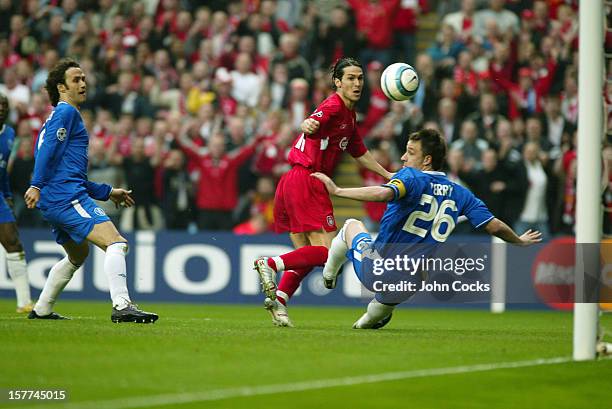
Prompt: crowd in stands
<box><xmin>0</xmin><ymin>0</ymin><xmax>610</xmax><ymax>237</ymax></box>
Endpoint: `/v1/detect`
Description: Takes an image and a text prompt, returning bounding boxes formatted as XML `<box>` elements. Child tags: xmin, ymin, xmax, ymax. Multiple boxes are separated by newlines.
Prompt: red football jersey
<box><xmin>288</xmin><ymin>93</ymin><xmax>367</xmax><ymax>176</ymax></box>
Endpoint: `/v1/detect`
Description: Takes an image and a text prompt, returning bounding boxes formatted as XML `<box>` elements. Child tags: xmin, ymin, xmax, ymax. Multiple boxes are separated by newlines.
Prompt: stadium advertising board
<box><xmin>1</xmin><ymin>230</ymin><xmax>609</xmax><ymax>308</ymax></box>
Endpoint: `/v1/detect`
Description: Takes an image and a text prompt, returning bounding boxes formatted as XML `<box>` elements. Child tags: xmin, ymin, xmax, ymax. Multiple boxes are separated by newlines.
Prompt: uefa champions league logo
<box><xmin>56</xmin><ymin>128</ymin><xmax>67</xmax><ymax>141</ymax></box>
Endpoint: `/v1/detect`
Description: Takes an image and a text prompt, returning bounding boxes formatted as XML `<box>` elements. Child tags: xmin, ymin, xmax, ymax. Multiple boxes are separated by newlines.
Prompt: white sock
<box><xmin>323</xmin><ymin>232</ymin><xmax>349</xmax><ymax>280</ymax></box>
<box><xmin>6</xmin><ymin>251</ymin><xmax>31</xmax><ymax>308</ymax></box>
<box><xmin>34</xmin><ymin>257</ymin><xmax>79</xmax><ymax>316</ymax></box>
<box><xmin>105</xmin><ymin>243</ymin><xmax>131</xmax><ymax>309</ymax></box>
<box><xmin>355</xmin><ymin>299</ymin><xmax>395</xmax><ymax>328</ymax></box>
<box><xmin>271</xmin><ymin>256</ymin><xmax>284</xmax><ymax>272</ymax></box>
<box><xmin>276</xmin><ymin>290</ymin><xmax>289</xmax><ymax>304</ymax></box>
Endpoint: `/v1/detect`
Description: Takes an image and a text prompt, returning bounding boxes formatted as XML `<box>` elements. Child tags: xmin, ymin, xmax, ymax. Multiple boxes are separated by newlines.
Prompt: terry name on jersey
<box><xmin>430</xmin><ymin>183</ymin><xmax>453</xmax><ymax>197</ymax></box>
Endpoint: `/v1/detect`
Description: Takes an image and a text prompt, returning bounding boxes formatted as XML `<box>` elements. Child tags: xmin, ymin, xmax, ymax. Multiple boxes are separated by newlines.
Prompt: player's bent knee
<box><xmin>341</xmin><ymin>218</ymin><xmax>366</xmax><ymax>242</ymax></box>
<box><xmin>107</xmin><ymin>241</ymin><xmax>129</xmax><ymax>254</ymax></box>
<box><xmin>344</xmin><ymin>218</ymin><xmax>365</xmax><ymax>231</ymax></box>
<box><xmin>70</xmin><ymin>246</ymin><xmax>89</xmax><ymax>266</ymax></box>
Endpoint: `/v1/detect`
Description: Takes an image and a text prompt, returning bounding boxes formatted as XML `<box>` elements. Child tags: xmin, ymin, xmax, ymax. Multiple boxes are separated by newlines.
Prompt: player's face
<box><xmin>61</xmin><ymin>67</ymin><xmax>87</xmax><ymax>106</ymax></box>
<box><xmin>336</xmin><ymin>66</ymin><xmax>364</xmax><ymax>105</ymax></box>
<box><xmin>0</xmin><ymin>96</ymin><xmax>8</xmax><ymax>124</ymax></box>
<box><xmin>401</xmin><ymin>140</ymin><xmax>431</xmax><ymax>170</ymax></box>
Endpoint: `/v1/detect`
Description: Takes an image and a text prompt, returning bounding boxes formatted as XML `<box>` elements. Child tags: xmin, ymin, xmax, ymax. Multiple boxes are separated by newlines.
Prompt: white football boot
<box><xmin>264</xmin><ymin>297</ymin><xmax>293</xmax><ymax>327</ymax></box>
<box><xmin>254</xmin><ymin>257</ymin><xmax>277</xmax><ymax>299</ymax></box>
<box><xmin>352</xmin><ymin>299</ymin><xmax>395</xmax><ymax>329</ymax></box>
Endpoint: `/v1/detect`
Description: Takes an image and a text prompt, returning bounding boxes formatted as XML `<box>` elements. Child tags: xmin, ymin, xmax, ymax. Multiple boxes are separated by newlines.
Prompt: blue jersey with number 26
<box><xmin>375</xmin><ymin>167</ymin><xmax>494</xmax><ymax>246</ymax></box>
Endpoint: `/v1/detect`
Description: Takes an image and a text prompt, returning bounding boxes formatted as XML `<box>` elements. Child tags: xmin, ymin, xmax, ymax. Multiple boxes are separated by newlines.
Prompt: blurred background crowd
<box><xmin>0</xmin><ymin>0</ymin><xmax>611</xmax><ymax>238</ymax></box>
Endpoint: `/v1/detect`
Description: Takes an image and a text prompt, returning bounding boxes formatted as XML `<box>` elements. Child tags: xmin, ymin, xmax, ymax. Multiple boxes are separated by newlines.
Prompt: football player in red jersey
<box><xmin>254</xmin><ymin>58</ymin><xmax>393</xmax><ymax>326</ymax></box>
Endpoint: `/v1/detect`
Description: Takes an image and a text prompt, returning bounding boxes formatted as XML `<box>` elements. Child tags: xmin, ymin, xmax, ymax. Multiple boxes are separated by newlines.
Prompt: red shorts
<box><xmin>273</xmin><ymin>166</ymin><xmax>337</xmax><ymax>233</ymax></box>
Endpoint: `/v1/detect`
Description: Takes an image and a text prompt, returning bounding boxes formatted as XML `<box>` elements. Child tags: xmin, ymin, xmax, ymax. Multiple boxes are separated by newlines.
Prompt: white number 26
<box><xmin>403</xmin><ymin>194</ymin><xmax>457</xmax><ymax>242</ymax></box>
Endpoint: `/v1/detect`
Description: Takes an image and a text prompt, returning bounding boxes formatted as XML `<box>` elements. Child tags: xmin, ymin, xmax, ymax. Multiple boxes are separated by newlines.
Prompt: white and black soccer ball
<box><xmin>380</xmin><ymin>63</ymin><xmax>419</xmax><ymax>101</ymax></box>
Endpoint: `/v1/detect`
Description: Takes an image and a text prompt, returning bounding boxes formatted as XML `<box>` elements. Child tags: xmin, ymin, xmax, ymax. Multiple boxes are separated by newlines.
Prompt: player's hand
<box><xmin>109</xmin><ymin>188</ymin><xmax>135</xmax><ymax>209</ymax></box>
<box><xmin>311</xmin><ymin>172</ymin><xmax>339</xmax><ymax>195</ymax></box>
<box><xmin>301</xmin><ymin>118</ymin><xmax>320</xmax><ymax>135</ymax></box>
<box><xmin>24</xmin><ymin>187</ymin><xmax>40</xmax><ymax>209</ymax></box>
<box><xmin>518</xmin><ymin>229</ymin><xmax>543</xmax><ymax>246</ymax></box>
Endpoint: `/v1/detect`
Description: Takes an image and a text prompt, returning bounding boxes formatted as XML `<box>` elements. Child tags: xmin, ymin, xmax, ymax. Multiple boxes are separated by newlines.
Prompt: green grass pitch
<box><xmin>1</xmin><ymin>299</ymin><xmax>611</xmax><ymax>409</ymax></box>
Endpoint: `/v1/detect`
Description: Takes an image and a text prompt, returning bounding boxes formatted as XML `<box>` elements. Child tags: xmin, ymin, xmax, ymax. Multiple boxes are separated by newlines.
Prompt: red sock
<box><xmin>277</xmin><ymin>267</ymin><xmax>313</xmax><ymax>305</ymax></box>
<box><xmin>279</xmin><ymin>246</ymin><xmax>328</xmax><ymax>271</ymax></box>
<box><xmin>266</xmin><ymin>258</ymin><xmax>278</xmax><ymax>271</ymax></box>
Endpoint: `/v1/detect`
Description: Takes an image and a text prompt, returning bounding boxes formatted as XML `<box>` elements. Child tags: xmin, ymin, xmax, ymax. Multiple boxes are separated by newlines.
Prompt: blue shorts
<box><xmin>0</xmin><ymin>197</ymin><xmax>15</xmax><ymax>224</ymax></box>
<box><xmin>41</xmin><ymin>196</ymin><xmax>110</xmax><ymax>245</ymax></box>
<box><xmin>346</xmin><ymin>232</ymin><xmax>419</xmax><ymax>305</ymax></box>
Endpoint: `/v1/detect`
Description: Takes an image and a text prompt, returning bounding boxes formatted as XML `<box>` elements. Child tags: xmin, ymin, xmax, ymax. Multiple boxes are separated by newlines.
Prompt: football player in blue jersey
<box><xmin>0</xmin><ymin>93</ymin><xmax>33</xmax><ymax>313</ymax></box>
<box><xmin>313</xmin><ymin>128</ymin><xmax>542</xmax><ymax>329</ymax></box>
<box><xmin>24</xmin><ymin>59</ymin><xmax>158</xmax><ymax>323</ymax></box>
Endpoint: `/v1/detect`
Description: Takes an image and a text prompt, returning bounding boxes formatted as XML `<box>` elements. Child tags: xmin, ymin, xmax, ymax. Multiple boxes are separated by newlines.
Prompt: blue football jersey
<box><xmin>0</xmin><ymin>124</ymin><xmax>15</xmax><ymax>199</ymax></box>
<box><xmin>375</xmin><ymin>167</ymin><xmax>494</xmax><ymax>246</ymax></box>
<box><xmin>31</xmin><ymin>102</ymin><xmax>111</xmax><ymax>209</ymax></box>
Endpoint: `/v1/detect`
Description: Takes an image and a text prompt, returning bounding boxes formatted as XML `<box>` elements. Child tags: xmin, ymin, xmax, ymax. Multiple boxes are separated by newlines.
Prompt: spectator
<box><xmin>450</xmin><ymin>120</ymin><xmax>488</xmax><ymax>169</ymax></box>
<box><xmin>359</xmin><ymin>61</ymin><xmax>389</xmax><ymax>137</ymax></box>
<box><xmin>463</xmin><ymin>148</ymin><xmax>509</xmax><ymax>219</ymax></box>
<box><xmin>252</xmin><ymin>122</ymin><xmax>293</xmax><ymax>178</ymax></box>
<box><xmin>269</xmin><ymin>62</ymin><xmax>289</xmax><ymax>109</ymax></box>
<box><xmin>413</xmin><ymin>53</ymin><xmax>438</xmax><ymax>120</ymax></box>
<box><xmin>560</xmin><ymin>69</ymin><xmax>578</xmax><ymax>125</ymax></box>
<box><xmin>233</xmin><ymin>176</ymin><xmax>276</xmax><ymax>235</ymax></box>
<box><xmin>392</xmin><ymin>0</ymin><xmax>425</xmax><ymax>64</ymax></box>
<box><xmin>271</xmin><ymin>32</ymin><xmax>312</xmax><ymax>82</ymax></box>
<box><xmin>213</xmin><ymin>67</ymin><xmax>238</xmax><ymax>118</ymax></box>
<box><xmin>161</xmin><ymin>149</ymin><xmax>193</xmax><ymax>230</ymax></box>
<box><xmin>348</xmin><ymin>0</ymin><xmax>400</xmax><ymax>67</ymax></box>
<box><xmin>9</xmin><ymin>131</ymin><xmax>41</xmax><ymax>227</ymax></box>
<box><xmin>0</xmin><ymin>66</ymin><xmax>30</xmax><ymax>123</ymax></box>
<box><xmin>427</xmin><ymin>23</ymin><xmax>464</xmax><ymax>66</ymax></box>
<box><xmin>443</xmin><ymin>0</ymin><xmax>477</xmax><ymax>43</ymax></box>
<box><xmin>88</xmin><ymin>137</ymin><xmax>123</xmax><ymax>226</ymax></box>
<box><xmin>119</xmin><ymin>137</ymin><xmax>164</xmax><ymax>231</ymax></box>
<box><xmin>31</xmin><ymin>49</ymin><xmax>58</xmax><ymax>92</ymax></box>
<box><xmin>525</xmin><ymin>116</ymin><xmax>552</xmax><ymax>163</ymax></box>
<box><xmin>319</xmin><ymin>6</ymin><xmax>360</xmax><ymax>68</ymax></box>
<box><xmin>286</xmin><ymin>78</ymin><xmax>312</xmax><ymax>130</ymax></box>
<box><xmin>495</xmin><ymin>119</ymin><xmax>522</xmax><ymax>166</ymax></box>
<box><xmin>437</xmin><ymin>97</ymin><xmax>460</xmax><ymax>144</ymax></box>
<box><xmin>542</xmin><ymin>93</ymin><xmax>572</xmax><ymax>158</ymax></box>
<box><xmin>467</xmin><ymin>92</ymin><xmax>505</xmax><ymax>144</ymax></box>
<box><xmin>515</xmin><ymin>142</ymin><xmax>550</xmax><ymax>239</ymax></box>
<box><xmin>179</xmin><ymin>129</ymin><xmax>260</xmax><ymax>231</ymax></box>
<box><xmin>474</xmin><ymin>0</ymin><xmax>520</xmax><ymax>39</ymax></box>
<box><xmin>230</xmin><ymin>52</ymin><xmax>263</xmax><ymax>107</ymax></box>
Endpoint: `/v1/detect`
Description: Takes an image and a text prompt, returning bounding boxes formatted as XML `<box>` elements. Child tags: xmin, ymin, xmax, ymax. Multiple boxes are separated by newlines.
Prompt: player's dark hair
<box><xmin>409</xmin><ymin>128</ymin><xmax>447</xmax><ymax>171</ymax></box>
<box><xmin>330</xmin><ymin>57</ymin><xmax>363</xmax><ymax>90</ymax></box>
<box><xmin>45</xmin><ymin>58</ymin><xmax>80</xmax><ymax>106</ymax></box>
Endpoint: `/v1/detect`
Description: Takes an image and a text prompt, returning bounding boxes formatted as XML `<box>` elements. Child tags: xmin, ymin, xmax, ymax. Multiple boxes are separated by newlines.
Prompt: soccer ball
<box><xmin>380</xmin><ymin>63</ymin><xmax>419</xmax><ymax>101</ymax></box>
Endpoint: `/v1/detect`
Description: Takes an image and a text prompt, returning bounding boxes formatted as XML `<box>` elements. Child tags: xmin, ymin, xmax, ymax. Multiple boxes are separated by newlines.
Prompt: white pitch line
<box><xmin>15</xmin><ymin>356</ymin><xmax>610</xmax><ymax>409</ymax></box>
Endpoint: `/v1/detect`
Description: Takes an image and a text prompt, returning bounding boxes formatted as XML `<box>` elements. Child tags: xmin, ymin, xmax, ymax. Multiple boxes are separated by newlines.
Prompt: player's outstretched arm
<box><xmin>311</xmin><ymin>172</ymin><xmax>394</xmax><ymax>202</ymax></box>
<box><xmin>354</xmin><ymin>151</ymin><xmax>394</xmax><ymax>180</ymax></box>
<box><xmin>109</xmin><ymin>188</ymin><xmax>135</xmax><ymax>209</ymax></box>
<box><xmin>484</xmin><ymin>218</ymin><xmax>542</xmax><ymax>246</ymax></box>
